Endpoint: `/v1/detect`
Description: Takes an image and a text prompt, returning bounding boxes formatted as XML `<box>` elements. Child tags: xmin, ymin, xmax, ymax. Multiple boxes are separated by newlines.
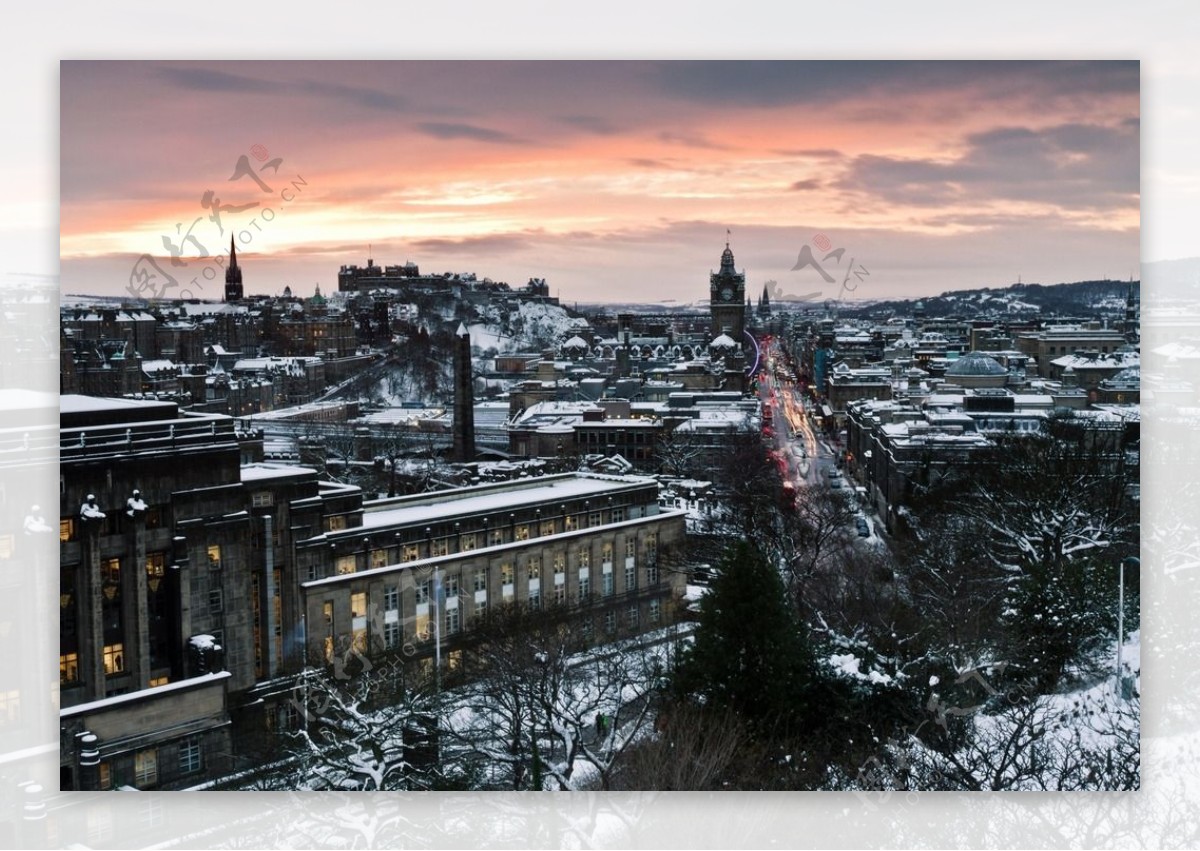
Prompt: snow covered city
<box><xmin>39</xmin><ymin>60</ymin><xmax>1146</xmax><ymax>813</ymax></box>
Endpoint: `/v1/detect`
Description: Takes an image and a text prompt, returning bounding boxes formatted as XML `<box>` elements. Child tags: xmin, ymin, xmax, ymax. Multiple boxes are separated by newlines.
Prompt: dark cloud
<box><xmin>837</xmin><ymin>120</ymin><xmax>1139</xmax><ymax>209</ymax></box>
<box><xmin>627</xmin><ymin>158</ymin><xmax>676</xmax><ymax>169</ymax></box>
<box><xmin>651</xmin><ymin>61</ymin><xmax>1138</xmax><ymax>109</ymax></box>
<box><xmin>658</xmin><ymin>130</ymin><xmax>732</xmax><ymax>151</ymax></box>
<box><xmin>157</xmin><ymin>65</ymin><xmax>408</xmax><ymax>112</ymax></box>
<box><xmin>789</xmin><ymin>179</ymin><xmax>822</xmax><ymax>192</ymax></box>
<box><xmin>414</xmin><ymin>122</ymin><xmax>528</xmax><ymax>145</ymax></box>
<box><xmin>774</xmin><ymin>148</ymin><xmax>844</xmax><ymax>159</ymax></box>
<box><xmin>411</xmin><ymin>233</ymin><xmax>535</xmax><ymax>254</ymax></box>
<box><xmin>556</xmin><ymin>114</ymin><xmax>622</xmax><ymax>135</ymax></box>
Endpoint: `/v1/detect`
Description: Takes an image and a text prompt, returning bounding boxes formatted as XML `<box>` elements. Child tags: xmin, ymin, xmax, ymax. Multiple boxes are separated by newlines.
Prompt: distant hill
<box><xmin>839</xmin><ymin>278</ymin><xmax>1139</xmax><ymax>320</ymax></box>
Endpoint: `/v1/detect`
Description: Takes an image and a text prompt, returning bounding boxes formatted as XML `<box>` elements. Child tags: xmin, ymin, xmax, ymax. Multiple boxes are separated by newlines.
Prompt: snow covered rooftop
<box><xmin>241</xmin><ymin>462</ymin><xmax>318</xmax><ymax>482</ymax></box>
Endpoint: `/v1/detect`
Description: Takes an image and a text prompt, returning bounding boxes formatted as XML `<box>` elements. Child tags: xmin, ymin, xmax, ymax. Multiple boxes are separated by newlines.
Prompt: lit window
<box><xmin>488</xmin><ymin>529</ymin><xmax>504</xmax><ymax>547</ymax></box>
<box><xmin>514</xmin><ymin>525</ymin><xmax>530</xmax><ymax>541</ymax></box>
<box><xmin>370</xmin><ymin>549</ymin><xmax>389</xmax><ymax>569</ymax></box>
<box><xmin>564</xmin><ymin>515</ymin><xmax>578</xmax><ymax>531</ymax></box>
<box><xmin>336</xmin><ymin>555</ymin><xmax>357</xmax><ymax>575</ymax></box>
<box><xmin>149</xmin><ymin>676</ymin><xmax>169</xmax><ymax>687</ymax></box>
<box><xmin>501</xmin><ymin>563</ymin><xmax>514</xmax><ymax>586</ymax></box>
<box><xmin>431</xmin><ymin>538</ymin><xmax>449</xmax><ymax>557</ymax></box>
<box><xmin>402</xmin><ymin>544</ymin><xmax>420</xmax><ymax>562</ymax></box>
<box><xmin>102</xmin><ymin>558</ymin><xmax>121</xmax><ymax>585</ymax></box>
<box><xmin>527</xmin><ymin>558</ymin><xmax>541</xmax><ymax>582</ymax></box>
<box><xmin>60</xmin><ymin>518</ymin><xmax>76</xmax><ymax>542</ymax></box>
<box><xmin>460</xmin><ymin>533</ymin><xmax>476</xmax><ymax>552</ymax></box>
<box><xmin>540</xmin><ymin>520</ymin><xmax>555</xmax><ymax>536</ymax></box>
<box><xmin>98</xmin><ymin>762</ymin><xmax>112</xmax><ymax>791</ymax></box>
<box><xmin>146</xmin><ymin>552</ymin><xmax>166</xmax><ymax>578</ymax></box>
<box><xmin>602</xmin><ymin>543</ymin><xmax>613</xmax><ymax>564</ymax></box>
<box><xmin>351</xmin><ymin>592</ymin><xmax>367</xmax><ymax>618</ymax></box>
<box><xmin>207</xmin><ymin>545</ymin><xmax>222</xmax><ymax>570</ymax></box>
<box><xmin>327</xmin><ymin>516</ymin><xmax>347</xmax><ymax>532</ymax></box>
<box><xmin>60</xmin><ymin>653</ymin><xmax>79</xmax><ymax>684</ymax></box>
<box><xmin>415</xmin><ymin>612</ymin><xmax>431</xmax><ymax>641</ymax></box>
<box><xmin>323</xmin><ymin>601</ymin><xmax>333</xmax><ymax>625</ymax></box>
<box><xmin>103</xmin><ymin>644</ymin><xmax>124</xmax><ymax>675</ymax></box>
<box><xmin>577</xmin><ymin>548</ymin><xmax>589</xmax><ymax>569</ymax></box>
<box><xmin>179</xmin><ymin>738</ymin><xmax>202</xmax><ymax>774</ymax></box>
<box><xmin>251</xmin><ymin>491</ymin><xmax>274</xmax><ymax>508</ymax></box>
<box><xmin>324</xmin><ymin>635</ymin><xmax>334</xmax><ymax>663</ymax></box>
<box><xmin>134</xmin><ymin>749</ymin><xmax>157</xmax><ymax>787</ymax></box>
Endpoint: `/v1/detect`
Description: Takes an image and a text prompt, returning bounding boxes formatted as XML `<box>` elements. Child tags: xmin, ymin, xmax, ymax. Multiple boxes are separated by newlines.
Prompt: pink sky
<box><xmin>60</xmin><ymin>61</ymin><xmax>1139</xmax><ymax>303</ymax></box>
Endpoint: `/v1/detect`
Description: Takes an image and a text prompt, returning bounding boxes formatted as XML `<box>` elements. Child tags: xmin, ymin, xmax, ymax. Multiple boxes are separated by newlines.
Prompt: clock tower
<box><xmin>709</xmin><ymin>239</ymin><xmax>746</xmax><ymax>341</ymax></box>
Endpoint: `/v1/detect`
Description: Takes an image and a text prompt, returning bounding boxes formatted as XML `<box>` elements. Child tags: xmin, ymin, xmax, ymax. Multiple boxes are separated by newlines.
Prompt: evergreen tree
<box><xmin>673</xmin><ymin>542</ymin><xmax>819</xmax><ymax>737</ymax></box>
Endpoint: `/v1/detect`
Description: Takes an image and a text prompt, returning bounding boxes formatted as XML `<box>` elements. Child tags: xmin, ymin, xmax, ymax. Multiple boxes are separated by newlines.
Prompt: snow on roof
<box><xmin>354</xmin><ymin>473</ymin><xmax>657</xmax><ymax>532</ymax></box>
<box><xmin>59</xmin><ymin>672</ymin><xmax>231</xmax><ymax>718</ymax></box>
<box><xmin>710</xmin><ymin>334</ymin><xmax>737</xmax><ymax>348</ymax></box>
<box><xmin>60</xmin><ymin>395</ymin><xmax>174</xmax><ymax>415</ymax></box>
<box><xmin>241</xmin><ymin>462</ymin><xmax>318</xmax><ymax>482</ymax></box>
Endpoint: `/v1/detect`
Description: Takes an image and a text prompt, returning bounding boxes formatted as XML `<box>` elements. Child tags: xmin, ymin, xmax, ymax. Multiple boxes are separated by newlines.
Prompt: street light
<box><xmin>1116</xmin><ymin>556</ymin><xmax>1139</xmax><ymax>698</ymax></box>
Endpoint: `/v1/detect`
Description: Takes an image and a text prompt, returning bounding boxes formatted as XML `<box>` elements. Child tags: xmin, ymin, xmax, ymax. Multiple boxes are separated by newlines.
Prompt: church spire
<box><xmin>224</xmin><ymin>235</ymin><xmax>243</xmax><ymax>301</ymax></box>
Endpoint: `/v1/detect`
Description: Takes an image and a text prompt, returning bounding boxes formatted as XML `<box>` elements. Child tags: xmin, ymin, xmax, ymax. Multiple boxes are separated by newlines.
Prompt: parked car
<box><xmin>855</xmin><ymin>516</ymin><xmax>870</xmax><ymax>537</ymax></box>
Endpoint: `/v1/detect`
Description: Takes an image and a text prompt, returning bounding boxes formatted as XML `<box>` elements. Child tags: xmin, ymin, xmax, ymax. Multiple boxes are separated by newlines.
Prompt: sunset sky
<box><xmin>60</xmin><ymin>60</ymin><xmax>1140</xmax><ymax>304</ymax></box>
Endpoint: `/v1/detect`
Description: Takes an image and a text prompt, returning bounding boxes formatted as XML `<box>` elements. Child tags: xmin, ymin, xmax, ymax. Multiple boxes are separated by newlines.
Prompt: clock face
<box><xmin>721</xmin><ymin>287</ymin><xmax>734</xmax><ymax>302</ymax></box>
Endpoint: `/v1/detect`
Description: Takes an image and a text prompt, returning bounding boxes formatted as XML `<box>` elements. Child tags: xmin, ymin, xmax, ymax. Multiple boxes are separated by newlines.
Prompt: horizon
<box><xmin>61</xmin><ymin>61</ymin><xmax>1140</xmax><ymax>304</ymax></box>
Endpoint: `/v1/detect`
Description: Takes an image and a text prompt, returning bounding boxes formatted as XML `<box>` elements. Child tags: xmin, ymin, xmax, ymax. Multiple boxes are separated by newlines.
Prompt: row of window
<box><xmin>326</xmin><ymin>532</ymin><xmax>656</xmax><ymax>579</ymax></box>
<box><xmin>94</xmin><ymin>739</ymin><xmax>202</xmax><ymax>790</ymax></box>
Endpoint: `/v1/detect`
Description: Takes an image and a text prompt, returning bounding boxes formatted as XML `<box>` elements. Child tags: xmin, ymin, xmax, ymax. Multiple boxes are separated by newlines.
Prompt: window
<box><xmin>208</xmin><ymin>588</ymin><xmax>223</xmax><ymax>615</ymax></box>
<box><xmin>602</xmin><ymin>572</ymin><xmax>614</xmax><ymax>597</ymax></box>
<box><xmin>415</xmin><ymin>612</ymin><xmax>431</xmax><ymax>641</ymax></box>
<box><xmin>370</xmin><ymin>548</ymin><xmax>389</xmax><ymax>569</ymax></box>
<box><xmin>474</xmin><ymin>569</ymin><xmax>487</xmax><ymax>593</ymax></box>
<box><xmin>416</xmin><ymin>580</ymin><xmax>431</xmax><ymax>605</ymax></box>
<box><xmin>446</xmin><ymin>607</ymin><xmax>460</xmax><ymax>635</ymax></box>
<box><xmin>98</xmin><ymin>762</ymin><xmax>112</xmax><ymax>791</ymax></box>
<box><xmin>554</xmin><ymin>583</ymin><xmax>566</xmax><ymax>606</ymax></box>
<box><xmin>134</xmin><ymin>749</ymin><xmax>158</xmax><ymax>787</ymax></box>
<box><xmin>251</xmin><ymin>491</ymin><xmax>274</xmax><ymax>508</ymax></box>
<box><xmin>625</xmin><ymin>563</ymin><xmax>636</xmax><ymax>592</ymax></box>
<box><xmin>649</xmin><ymin>599</ymin><xmax>662</xmax><ymax>623</ymax></box>
<box><xmin>60</xmin><ymin>518</ymin><xmax>75</xmax><ymax>542</ymax></box>
<box><xmin>646</xmin><ymin>561</ymin><xmax>659</xmax><ymax>586</ymax></box>
<box><xmin>102</xmin><ymin>557</ymin><xmax>121</xmax><ymax>585</ymax></box>
<box><xmin>514</xmin><ymin>525</ymin><xmax>530</xmax><ymax>541</ymax></box>
<box><xmin>327</xmin><ymin>516</ymin><xmax>347</xmax><ymax>532</ymax></box>
<box><xmin>564</xmin><ymin>514</ymin><xmax>578</xmax><ymax>531</ymax></box>
<box><xmin>501</xmin><ymin>563</ymin><xmax>514</xmax><ymax>585</ymax></box>
<box><xmin>431</xmin><ymin>538</ymin><xmax>449</xmax><ymax>557</ymax></box>
<box><xmin>488</xmin><ymin>529</ymin><xmax>504</xmax><ymax>547</ymax></box>
<box><xmin>384</xmin><ymin>620</ymin><xmax>402</xmax><ymax>649</ymax></box>
<box><xmin>149</xmin><ymin>676</ymin><xmax>169</xmax><ymax>687</ymax></box>
<box><xmin>179</xmin><ymin>738</ymin><xmax>202</xmax><ymax>774</ymax></box>
<box><xmin>336</xmin><ymin>555</ymin><xmax>357</xmax><ymax>575</ymax></box>
<box><xmin>626</xmin><ymin>538</ymin><xmax>636</xmax><ymax>560</ymax></box>
<box><xmin>146</xmin><ymin>552</ymin><xmax>166</xmax><ymax>579</ymax></box>
<box><xmin>350</xmin><ymin>592</ymin><xmax>367</xmax><ymax>618</ymax></box>
<box><xmin>604</xmin><ymin>611</ymin><xmax>617</xmax><ymax>634</ymax></box>
<box><xmin>207</xmin><ymin>545</ymin><xmax>222</xmax><ymax>570</ymax></box>
<box><xmin>402</xmin><ymin>544</ymin><xmax>420</xmax><ymax>562</ymax></box>
<box><xmin>460</xmin><ymin>533</ymin><xmax>476</xmax><ymax>552</ymax></box>
<box><xmin>0</xmin><ymin>689</ymin><xmax>18</xmax><ymax>725</ymax></box>
<box><xmin>527</xmin><ymin>558</ymin><xmax>541</xmax><ymax>582</ymax></box>
<box><xmin>103</xmin><ymin>644</ymin><xmax>124</xmax><ymax>675</ymax></box>
<box><xmin>323</xmin><ymin>601</ymin><xmax>333</xmax><ymax>625</ymax></box>
<box><xmin>612</xmin><ymin>507</ymin><xmax>625</xmax><ymax>523</ymax></box>
<box><xmin>540</xmin><ymin>519</ymin><xmax>556</xmax><ymax>537</ymax></box>
<box><xmin>577</xmin><ymin>548</ymin><xmax>589</xmax><ymax>569</ymax></box>
<box><xmin>474</xmin><ymin>598</ymin><xmax>487</xmax><ymax>622</ymax></box>
<box><xmin>579</xmin><ymin>572</ymin><xmax>590</xmax><ymax>600</ymax></box>
<box><xmin>528</xmin><ymin>585</ymin><xmax>541</xmax><ymax>610</ymax></box>
<box><xmin>588</xmin><ymin>512</ymin><xmax>601</xmax><ymax>528</ymax></box>
<box><xmin>602</xmin><ymin>542</ymin><xmax>613</xmax><ymax>565</ymax></box>
<box><xmin>384</xmin><ymin>586</ymin><xmax>399</xmax><ymax>612</ymax></box>
<box><xmin>627</xmin><ymin>604</ymin><xmax>639</xmax><ymax>628</ymax></box>
<box><xmin>60</xmin><ymin>653</ymin><xmax>79</xmax><ymax>685</ymax></box>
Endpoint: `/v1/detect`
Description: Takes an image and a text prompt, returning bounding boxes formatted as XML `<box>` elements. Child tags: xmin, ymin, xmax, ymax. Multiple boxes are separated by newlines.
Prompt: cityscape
<box><xmin>39</xmin><ymin>61</ymin><xmax>1150</xmax><ymax>810</ymax></box>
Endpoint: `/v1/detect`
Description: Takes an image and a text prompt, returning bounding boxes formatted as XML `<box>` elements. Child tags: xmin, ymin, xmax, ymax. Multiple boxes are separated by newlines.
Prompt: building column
<box><xmin>80</xmin><ymin>527</ymin><xmax>105</xmax><ymax>701</ymax></box>
<box><xmin>127</xmin><ymin>511</ymin><xmax>151</xmax><ymax>689</ymax></box>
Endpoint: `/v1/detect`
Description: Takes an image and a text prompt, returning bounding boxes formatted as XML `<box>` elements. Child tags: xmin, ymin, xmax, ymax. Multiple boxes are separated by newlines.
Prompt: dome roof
<box><xmin>945</xmin><ymin>351</ymin><xmax>1006</xmax><ymax>377</ymax></box>
<box><xmin>710</xmin><ymin>333</ymin><xmax>738</xmax><ymax>349</ymax></box>
<box><xmin>563</xmin><ymin>335</ymin><xmax>589</xmax><ymax>349</ymax></box>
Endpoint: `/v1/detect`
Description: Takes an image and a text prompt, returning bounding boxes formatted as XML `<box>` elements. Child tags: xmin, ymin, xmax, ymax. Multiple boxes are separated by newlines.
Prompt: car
<box><xmin>855</xmin><ymin>517</ymin><xmax>870</xmax><ymax>537</ymax></box>
<box><xmin>830</xmin><ymin>478</ymin><xmax>845</xmax><ymax>489</ymax></box>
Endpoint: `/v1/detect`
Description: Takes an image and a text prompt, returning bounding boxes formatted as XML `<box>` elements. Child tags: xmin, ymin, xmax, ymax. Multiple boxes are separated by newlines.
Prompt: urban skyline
<box><xmin>61</xmin><ymin>61</ymin><xmax>1139</xmax><ymax>303</ymax></box>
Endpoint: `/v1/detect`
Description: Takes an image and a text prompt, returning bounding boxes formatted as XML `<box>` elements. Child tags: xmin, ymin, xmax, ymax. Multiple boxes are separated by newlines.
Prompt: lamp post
<box><xmin>1116</xmin><ymin>556</ymin><xmax>1139</xmax><ymax>698</ymax></box>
